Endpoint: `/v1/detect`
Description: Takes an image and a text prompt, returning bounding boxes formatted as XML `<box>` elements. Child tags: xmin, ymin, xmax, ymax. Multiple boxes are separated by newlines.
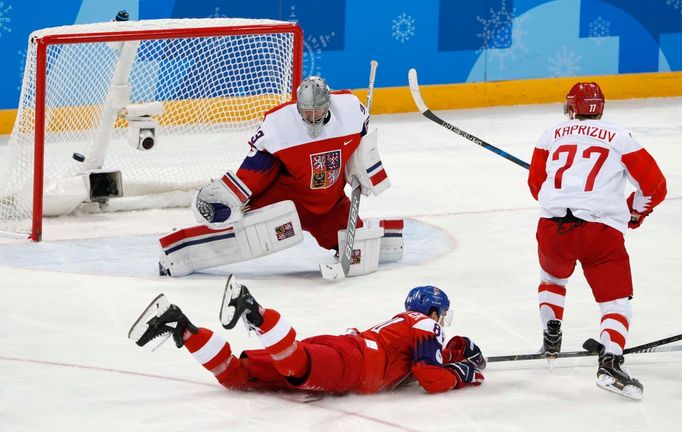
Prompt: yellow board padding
<box><xmin>351</xmin><ymin>71</ymin><xmax>682</xmax><ymax>114</ymax></box>
<box><xmin>2</xmin><ymin>72</ymin><xmax>682</xmax><ymax>135</ymax></box>
<box><xmin>0</xmin><ymin>94</ymin><xmax>288</xmax><ymax>135</ymax></box>
<box><xmin>0</xmin><ymin>109</ymin><xmax>15</xmax><ymax>135</ymax></box>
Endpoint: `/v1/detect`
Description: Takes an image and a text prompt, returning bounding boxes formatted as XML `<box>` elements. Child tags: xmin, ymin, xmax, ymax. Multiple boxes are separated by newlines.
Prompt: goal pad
<box><xmin>0</xmin><ymin>18</ymin><xmax>303</xmax><ymax>240</ymax></box>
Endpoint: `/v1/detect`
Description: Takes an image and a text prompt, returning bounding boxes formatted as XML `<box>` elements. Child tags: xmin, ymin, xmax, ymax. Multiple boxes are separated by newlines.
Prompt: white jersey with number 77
<box><xmin>528</xmin><ymin>118</ymin><xmax>666</xmax><ymax>233</ymax></box>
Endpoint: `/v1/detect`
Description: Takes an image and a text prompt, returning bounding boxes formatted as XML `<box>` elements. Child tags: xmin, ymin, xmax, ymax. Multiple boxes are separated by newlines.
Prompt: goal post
<box><xmin>1</xmin><ymin>18</ymin><xmax>303</xmax><ymax>241</ymax></box>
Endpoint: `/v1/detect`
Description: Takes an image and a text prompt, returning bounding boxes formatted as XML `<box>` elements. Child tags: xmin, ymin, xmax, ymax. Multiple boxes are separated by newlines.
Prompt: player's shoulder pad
<box><xmin>404</xmin><ymin>311</ymin><xmax>438</xmax><ymax>331</ymax></box>
<box><xmin>331</xmin><ymin>89</ymin><xmax>353</xmax><ymax>96</ymax></box>
<box><xmin>262</xmin><ymin>99</ymin><xmax>297</xmax><ymax>119</ymax></box>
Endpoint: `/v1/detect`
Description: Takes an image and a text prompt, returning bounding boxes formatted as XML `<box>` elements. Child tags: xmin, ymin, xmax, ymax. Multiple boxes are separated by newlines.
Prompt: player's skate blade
<box><xmin>220</xmin><ymin>274</ymin><xmax>263</xmax><ymax>329</ymax></box>
<box><xmin>220</xmin><ymin>275</ymin><xmax>242</xmax><ymax>328</ymax></box>
<box><xmin>596</xmin><ymin>374</ymin><xmax>643</xmax><ymax>400</ymax></box>
<box><xmin>128</xmin><ymin>294</ymin><xmax>172</xmax><ymax>351</ymax></box>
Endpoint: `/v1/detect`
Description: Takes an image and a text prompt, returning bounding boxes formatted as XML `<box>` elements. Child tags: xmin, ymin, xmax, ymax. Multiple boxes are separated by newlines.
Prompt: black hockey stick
<box><xmin>407</xmin><ymin>68</ymin><xmax>530</xmax><ymax>170</ymax></box>
<box><xmin>583</xmin><ymin>333</ymin><xmax>682</xmax><ymax>355</ymax></box>
<box><xmin>487</xmin><ymin>333</ymin><xmax>682</xmax><ymax>363</ymax></box>
<box><xmin>320</xmin><ymin>60</ymin><xmax>378</xmax><ymax>280</ymax></box>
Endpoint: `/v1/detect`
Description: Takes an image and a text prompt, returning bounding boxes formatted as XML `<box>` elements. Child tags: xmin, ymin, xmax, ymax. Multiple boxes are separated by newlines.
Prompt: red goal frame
<box><xmin>29</xmin><ymin>22</ymin><xmax>303</xmax><ymax>241</ymax></box>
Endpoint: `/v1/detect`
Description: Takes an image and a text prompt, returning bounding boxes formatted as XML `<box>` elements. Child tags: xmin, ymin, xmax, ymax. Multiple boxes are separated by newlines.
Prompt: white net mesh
<box><xmin>0</xmin><ymin>18</ymin><xmax>299</xmax><ymax>237</ymax></box>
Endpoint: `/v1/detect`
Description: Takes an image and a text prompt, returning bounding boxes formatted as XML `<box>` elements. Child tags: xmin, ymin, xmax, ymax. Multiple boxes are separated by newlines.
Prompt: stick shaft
<box><xmin>337</xmin><ymin>60</ymin><xmax>378</xmax><ymax>277</ymax></box>
<box><xmin>488</xmin><ymin>334</ymin><xmax>682</xmax><ymax>363</ymax></box>
<box><xmin>408</xmin><ymin>68</ymin><xmax>530</xmax><ymax>170</ymax></box>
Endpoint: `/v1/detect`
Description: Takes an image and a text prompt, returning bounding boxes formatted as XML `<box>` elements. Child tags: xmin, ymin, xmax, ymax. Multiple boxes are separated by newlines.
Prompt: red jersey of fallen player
<box><xmin>184</xmin><ymin>309</ymin><xmax>479</xmax><ymax>395</ymax></box>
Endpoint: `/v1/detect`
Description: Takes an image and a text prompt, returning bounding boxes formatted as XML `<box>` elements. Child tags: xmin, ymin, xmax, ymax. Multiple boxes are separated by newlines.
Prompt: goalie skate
<box><xmin>219</xmin><ymin>274</ymin><xmax>262</xmax><ymax>330</ymax></box>
<box><xmin>596</xmin><ymin>353</ymin><xmax>643</xmax><ymax>400</ymax></box>
<box><xmin>128</xmin><ymin>294</ymin><xmax>172</xmax><ymax>351</ymax></box>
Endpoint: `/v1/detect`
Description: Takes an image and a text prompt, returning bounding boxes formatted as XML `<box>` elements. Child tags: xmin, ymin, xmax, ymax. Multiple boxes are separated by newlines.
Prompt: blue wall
<box><xmin>1</xmin><ymin>0</ymin><xmax>682</xmax><ymax>110</ymax></box>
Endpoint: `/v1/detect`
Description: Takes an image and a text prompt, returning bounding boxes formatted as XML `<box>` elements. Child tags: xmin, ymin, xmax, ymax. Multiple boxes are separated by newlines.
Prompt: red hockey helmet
<box><xmin>565</xmin><ymin>82</ymin><xmax>605</xmax><ymax>116</ymax></box>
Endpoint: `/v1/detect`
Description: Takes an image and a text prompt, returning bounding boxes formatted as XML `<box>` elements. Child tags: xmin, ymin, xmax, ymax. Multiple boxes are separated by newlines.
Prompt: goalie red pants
<box><xmin>248</xmin><ymin>183</ymin><xmax>363</xmax><ymax>251</ymax></box>
<box><xmin>184</xmin><ymin>329</ymin><xmax>366</xmax><ymax>393</ymax></box>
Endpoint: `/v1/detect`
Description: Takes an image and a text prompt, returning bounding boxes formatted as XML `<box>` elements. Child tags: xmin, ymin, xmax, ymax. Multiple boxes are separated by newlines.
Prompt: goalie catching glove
<box><xmin>192</xmin><ymin>171</ymin><xmax>252</xmax><ymax>229</ymax></box>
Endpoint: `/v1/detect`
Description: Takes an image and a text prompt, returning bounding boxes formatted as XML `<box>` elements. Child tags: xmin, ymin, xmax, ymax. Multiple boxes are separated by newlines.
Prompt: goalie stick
<box><xmin>320</xmin><ymin>60</ymin><xmax>378</xmax><ymax>280</ymax></box>
<box><xmin>407</xmin><ymin>68</ymin><xmax>530</xmax><ymax>170</ymax></box>
<box><xmin>487</xmin><ymin>333</ymin><xmax>682</xmax><ymax>362</ymax></box>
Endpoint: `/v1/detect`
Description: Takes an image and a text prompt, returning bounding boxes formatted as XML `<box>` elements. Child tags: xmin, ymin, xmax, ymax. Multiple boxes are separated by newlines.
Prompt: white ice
<box><xmin>2</xmin><ymin>97</ymin><xmax>681</xmax><ymax>432</ymax></box>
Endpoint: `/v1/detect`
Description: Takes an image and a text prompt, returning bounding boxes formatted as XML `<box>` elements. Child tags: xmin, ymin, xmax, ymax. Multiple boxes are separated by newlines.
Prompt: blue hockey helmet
<box><xmin>404</xmin><ymin>285</ymin><xmax>450</xmax><ymax>322</ymax></box>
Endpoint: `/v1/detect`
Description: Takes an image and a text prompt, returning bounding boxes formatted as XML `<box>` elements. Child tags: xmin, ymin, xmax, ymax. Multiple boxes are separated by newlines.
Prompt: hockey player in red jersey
<box><xmin>527</xmin><ymin>82</ymin><xmax>667</xmax><ymax>399</ymax></box>
<box><xmin>129</xmin><ymin>276</ymin><xmax>485</xmax><ymax>394</ymax></box>
<box><xmin>158</xmin><ymin>76</ymin><xmax>401</xmax><ymax>277</ymax></box>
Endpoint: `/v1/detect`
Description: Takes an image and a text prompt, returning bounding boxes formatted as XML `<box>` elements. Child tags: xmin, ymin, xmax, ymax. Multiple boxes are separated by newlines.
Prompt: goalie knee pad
<box><xmin>159</xmin><ymin>200</ymin><xmax>303</xmax><ymax>276</ymax></box>
<box><xmin>378</xmin><ymin>219</ymin><xmax>404</xmax><ymax>263</ymax></box>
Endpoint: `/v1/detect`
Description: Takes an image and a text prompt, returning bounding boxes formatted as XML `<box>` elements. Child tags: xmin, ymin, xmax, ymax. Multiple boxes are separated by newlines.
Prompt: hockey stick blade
<box><xmin>408</xmin><ymin>68</ymin><xmax>530</xmax><ymax>170</ymax></box>
<box><xmin>320</xmin><ymin>262</ymin><xmax>345</xmax><ymax>280</ymax></box>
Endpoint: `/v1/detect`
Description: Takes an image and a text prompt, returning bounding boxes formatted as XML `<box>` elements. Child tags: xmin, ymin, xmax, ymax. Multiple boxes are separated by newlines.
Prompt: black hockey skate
<box><xmin>128</xmin><ymin>294</ymin><xmax>197</xmax><ymax>349</ymax></box>
<box><xmin>220</xmin><ymin>274</ymin><xmax>263</xmax><ymax>330</ymax></box>
<box><xmin>540</xmin><ymin>319</ymin><xmax>562</xmax><ymax>359</ymax></box>
<box><xmin>596</xmin><ymin>352</ymin><xmax>643</xmax><ymax>400</ymax></box>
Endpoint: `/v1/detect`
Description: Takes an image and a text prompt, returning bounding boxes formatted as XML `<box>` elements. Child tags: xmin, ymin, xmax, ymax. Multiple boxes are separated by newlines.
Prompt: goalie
<box><xmin>158</xmin><ymin>76</ymin><xmax>403</xmax><ymax>277</ymax></box>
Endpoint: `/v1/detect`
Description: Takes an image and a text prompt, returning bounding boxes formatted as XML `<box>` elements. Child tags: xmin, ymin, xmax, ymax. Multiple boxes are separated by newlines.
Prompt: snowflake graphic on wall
<box><xmin>289</xmin><ymin>6</ymin><xmax>335</xmax><ymax>76</ymax></box>
<box><xmin>478</xmin><ymin>0</ymin><xmax>513</xmax><ymax>49</ymax></box>
<box><xmin>666</xmin><ymin>0</ymin><xmax>682</xmax><ymax>15</ymax></box>
<box><xmin>0</xmin><ymin>1</ymin><xmax>13</xmax><ymax>36</ymax></box>
<box><xmin>588</xmin><ymin>16</ymin><xmax>611</xmax><ymax>45</ymax></box>
<box><xmin>547</xmin><ymin>46</ymin><xmax>582</xmax><ymax>77</ymax></box>
<box><xmin>476</xmin><ymin>0</ymin><xmax>529</xmax><ymax>70</ymax></box>
<box><xmin>208</xmin><ymin>7</ymin><xmax>228</xmax><ymax>18</ymax></box>
<box><xmin>392</xmin><ymin>12</ymin><xmax>415</xmax><ymax>43</ymax></box>
<box><xmin>303</xmin><ymin>33</ymin><xmax>335</xmax><ymax>76</ymax></box>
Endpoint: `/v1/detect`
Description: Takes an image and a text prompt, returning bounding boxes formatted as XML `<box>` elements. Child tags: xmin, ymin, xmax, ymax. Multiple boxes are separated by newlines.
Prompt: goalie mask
<box><xmin>405</xmin><ymin>285</ymin><xmax>453</xmax><ymax>327</ymax></box>
<box><xmin>297</xmin><ymin>76</ymin><xmax>331</xmax><ymax>138</ymax></box>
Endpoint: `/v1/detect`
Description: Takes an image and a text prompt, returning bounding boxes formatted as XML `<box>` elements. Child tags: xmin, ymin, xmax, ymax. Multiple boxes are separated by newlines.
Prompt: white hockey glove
<box><xmin>192</xmin><ymin>171</ymin><xmax>252</xmax><ymax>229</ymax></box>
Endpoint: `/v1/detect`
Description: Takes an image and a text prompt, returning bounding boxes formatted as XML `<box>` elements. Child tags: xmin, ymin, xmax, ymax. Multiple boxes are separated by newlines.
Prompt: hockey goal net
<box><xmin>0</xmin><ymin>18</ymin><xmax>302</xmax><ymax>240</ymax></box>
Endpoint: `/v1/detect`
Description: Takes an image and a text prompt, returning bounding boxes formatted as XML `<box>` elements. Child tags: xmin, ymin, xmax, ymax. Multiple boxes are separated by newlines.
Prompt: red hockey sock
<box><xmin>184</xmin><ymin>328</ymin><xmax>240</xmax><ymax>381</ymax></box>
<box><xmin>598</xmin><ymin>298</ymin><xmax>631</xmax><ymax>355</ymax></box>
<box><xmin>256</xmin><ymin>309</ymin><xmax>309</xmax><ymax>378</ymax></box>
<box><xmin>538</xmin><ymin>282</ymin><xmax>566</xmax><ymax>324</ymax></box>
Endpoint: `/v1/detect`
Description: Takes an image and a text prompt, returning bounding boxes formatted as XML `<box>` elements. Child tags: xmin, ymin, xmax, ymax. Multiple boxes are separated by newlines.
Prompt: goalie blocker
<box><xmin>159</xmin><ymin>200</ymin><xmax>303</xmax><ymax>277</ymax></box>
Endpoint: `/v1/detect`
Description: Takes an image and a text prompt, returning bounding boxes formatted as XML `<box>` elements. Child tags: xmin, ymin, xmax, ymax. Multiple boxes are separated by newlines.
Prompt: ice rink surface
<box><xmin>2</xmin><ymin>97</ymin><xmax>681</xmax><ymax>431</ymax></box>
